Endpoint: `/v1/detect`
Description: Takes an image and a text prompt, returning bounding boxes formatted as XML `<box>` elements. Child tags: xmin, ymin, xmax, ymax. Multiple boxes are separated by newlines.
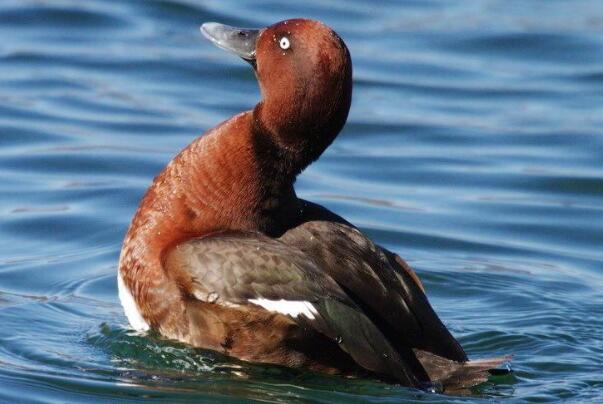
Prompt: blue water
<box><xmin>1</xmin><ymin>0</ymin><xmax>603</xmax><ymax>402</ymax></box>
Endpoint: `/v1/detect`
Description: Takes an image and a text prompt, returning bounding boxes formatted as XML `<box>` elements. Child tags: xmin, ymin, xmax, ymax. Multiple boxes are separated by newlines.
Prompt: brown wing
<box><xmin>279</xmin><ymin>217</ymin><xmax>468</xmax><ymax>363</ymax></box>
<box><xmin>164</xmin><ymin>231</ymin><xmax>430</xmax><ymax>387</ymax></box>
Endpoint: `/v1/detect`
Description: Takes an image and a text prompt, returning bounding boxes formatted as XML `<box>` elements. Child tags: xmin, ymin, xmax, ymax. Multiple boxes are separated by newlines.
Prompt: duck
<box><xmin>118</xmin><ymin>18</ymin><xmax>510</xmax><ymax>393</ymax></box>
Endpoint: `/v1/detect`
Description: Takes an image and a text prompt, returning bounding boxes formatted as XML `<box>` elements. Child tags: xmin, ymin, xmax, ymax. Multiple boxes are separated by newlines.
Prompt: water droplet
<box><xmin>336</xmin><ymin>336</ymin><xmax>343</xmax><ymax>344</ymax></box>
<box><xmin>382</xmin><ymin>353</ymin><xmax>388</xmax><ymax>359</ymax></box>
<box><xmin>422</xmin><ymin>381</ymin><xmax>442</xmax><ymax>394</ymax></box>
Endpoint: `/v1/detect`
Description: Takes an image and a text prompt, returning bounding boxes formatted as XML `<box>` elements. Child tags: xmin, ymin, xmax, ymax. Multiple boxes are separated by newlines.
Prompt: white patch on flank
<box><xmin>117</xmin><ymin>271</ymin><xmax>150</xmax><ymax>331</ymax></box>
<box><xmin>249</xmin><ymin>298</ymin><xmax>318</xmax><ymax>320</ymax></box>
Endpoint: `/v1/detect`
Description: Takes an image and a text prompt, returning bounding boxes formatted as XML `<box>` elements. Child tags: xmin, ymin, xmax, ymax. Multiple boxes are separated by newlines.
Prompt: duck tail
<box><xmin>414</xmin><ymin>349</ymin><xmax>512</xmax><ymax>394</ymax></box>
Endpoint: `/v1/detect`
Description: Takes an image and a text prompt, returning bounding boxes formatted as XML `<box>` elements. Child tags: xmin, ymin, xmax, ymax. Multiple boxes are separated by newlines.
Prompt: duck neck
<box><xmin>251</xmin><ymin>107</ymin><xmax>303</xmax><ymax>180</ymax></box>
<box><xmin>249</xmin><ymin>112</ymin><xmax>301</xmax><ymax>234</ymax></box>
<box><xmin>251</xmin><ymin>97</ymin><xmax>350</xmax><ymax>180</ymax></box>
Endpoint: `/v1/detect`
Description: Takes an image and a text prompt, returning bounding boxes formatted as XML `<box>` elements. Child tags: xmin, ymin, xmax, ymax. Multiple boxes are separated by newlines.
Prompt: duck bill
<box><xmin>200</xmin><ymin>22</ymin><xmax>262</xmax><ymax>68</ymax></box>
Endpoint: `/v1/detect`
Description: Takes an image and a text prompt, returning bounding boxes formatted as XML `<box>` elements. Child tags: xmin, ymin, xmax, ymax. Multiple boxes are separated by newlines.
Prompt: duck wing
<box><xmin>164</xmin><ymin>231</ymin><xmax>430</xmax><ymax>387</ymax></box>
<box><xmin>279</xmin><ymin>219</ymin><xmax>468</xmax><ymax>363</ymax></box>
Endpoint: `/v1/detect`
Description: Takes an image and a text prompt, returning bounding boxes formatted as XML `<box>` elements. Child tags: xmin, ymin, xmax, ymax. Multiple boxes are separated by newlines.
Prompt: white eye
<box><xmin>279</xmin><ymin>37</ymin><xmax>290</xmax><ymax>50</ymax></box>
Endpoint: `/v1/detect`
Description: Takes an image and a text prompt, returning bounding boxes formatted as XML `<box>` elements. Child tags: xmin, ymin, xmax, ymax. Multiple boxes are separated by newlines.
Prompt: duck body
<box><xmin>119</xmin><ymin>18</ymin><xmax>508</xmax><ymax>392</ymax></box>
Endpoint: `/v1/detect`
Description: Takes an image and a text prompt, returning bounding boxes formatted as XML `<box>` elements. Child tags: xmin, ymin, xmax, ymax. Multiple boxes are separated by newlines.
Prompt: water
<box><xmin>1</xmin><ymin>0</ymin><xmax>602</xmax><ymax>402</ymax></box>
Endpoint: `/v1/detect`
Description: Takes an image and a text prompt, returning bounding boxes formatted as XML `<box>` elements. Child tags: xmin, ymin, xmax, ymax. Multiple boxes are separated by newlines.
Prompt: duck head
<box><xmin>201</xmin><ymin>19</ymin><xmax>352</xmax><ymax>175</ymax></box>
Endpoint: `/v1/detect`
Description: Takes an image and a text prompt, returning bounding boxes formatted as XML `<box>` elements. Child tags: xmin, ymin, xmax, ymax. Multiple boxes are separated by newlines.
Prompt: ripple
<box><xmin>0</xmin><ymin>5</ymin><xmax>129</xmax><ymax>30</ymax></box>
<box><xmin>449</xmin><ymin>33</ymin><xmax>600</xmax><ymax>64</ymax></box>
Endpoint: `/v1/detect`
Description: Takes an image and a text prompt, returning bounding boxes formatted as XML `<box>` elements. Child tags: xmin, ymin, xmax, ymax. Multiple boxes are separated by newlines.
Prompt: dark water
<box><xmin>1</xmin><ymin>0</ymin><xmax>603</xmax><ymax>402</ymax></box>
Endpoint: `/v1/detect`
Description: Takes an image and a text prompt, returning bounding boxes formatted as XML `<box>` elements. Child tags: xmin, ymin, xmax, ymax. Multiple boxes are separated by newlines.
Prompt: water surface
<box><xmin>1</xmin><ymin>0</ymin><xmax>603</xmax><ymax>402</ymax></box>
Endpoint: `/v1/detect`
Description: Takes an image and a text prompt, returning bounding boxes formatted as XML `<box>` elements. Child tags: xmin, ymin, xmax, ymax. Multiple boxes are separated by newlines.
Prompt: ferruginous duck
<box><xmin>118</xmin><ymin>18</ymin><xmax>510</xmax><ymax>392</ymax></box>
